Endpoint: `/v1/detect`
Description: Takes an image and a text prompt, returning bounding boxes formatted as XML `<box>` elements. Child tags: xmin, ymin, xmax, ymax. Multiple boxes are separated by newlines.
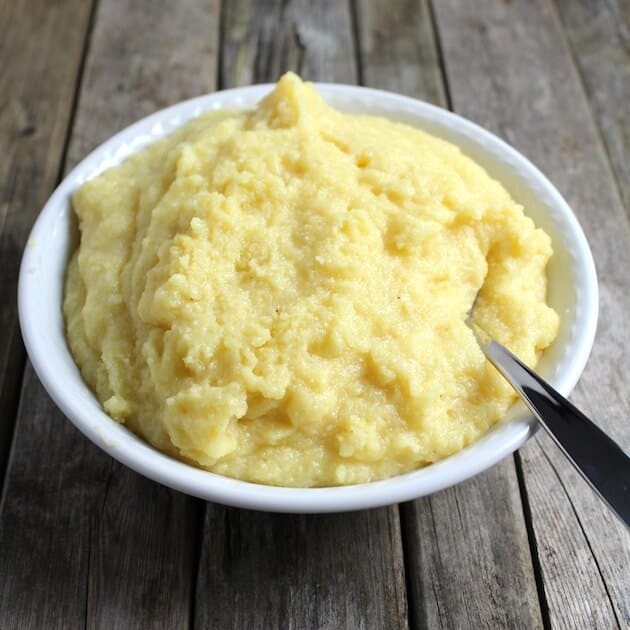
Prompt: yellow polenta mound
<box><xmin>64</xmin><ymin>73</ymin><xmax>559</xmax><ymax>486</ymax></box>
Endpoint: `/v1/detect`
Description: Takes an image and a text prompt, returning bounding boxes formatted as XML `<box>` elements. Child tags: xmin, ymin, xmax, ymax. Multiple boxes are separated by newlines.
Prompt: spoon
<box><xmin>467</xmin><ymin>307</ymin><xmax>630</xmax><ymax>528</ymax></box>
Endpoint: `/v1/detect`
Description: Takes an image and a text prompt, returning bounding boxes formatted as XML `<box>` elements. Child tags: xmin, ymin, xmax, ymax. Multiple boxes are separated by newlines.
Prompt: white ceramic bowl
<box><xmin>18</xmin><ymin>83</ymin><xmax>598</xmax><ymax>513</ymax></box>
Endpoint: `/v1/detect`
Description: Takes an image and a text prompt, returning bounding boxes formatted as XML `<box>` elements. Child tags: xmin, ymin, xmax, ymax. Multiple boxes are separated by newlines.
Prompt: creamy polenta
<box><xmin>64</xmin><ymin>73</ymin><xmax>559</xmax><ymax>486</ymax></box>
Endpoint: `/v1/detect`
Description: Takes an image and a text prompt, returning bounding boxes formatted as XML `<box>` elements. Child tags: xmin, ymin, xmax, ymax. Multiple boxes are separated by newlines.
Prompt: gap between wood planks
<box><xmin>0</xmin><ymin>0</ymin><xmax>99</xmax><ymax>493</ymax></box>
<box><xmin>514</xmin><ymin>452</ymin><xmax>553</xmax><ymax>630</ymax></box>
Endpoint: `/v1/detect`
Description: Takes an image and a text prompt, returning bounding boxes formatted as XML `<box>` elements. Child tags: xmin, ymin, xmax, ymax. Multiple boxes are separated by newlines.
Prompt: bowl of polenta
<box><xmin>18</xmin><ymin>74</ymin><xmax>597</xmax><ymax>512</ymax></box>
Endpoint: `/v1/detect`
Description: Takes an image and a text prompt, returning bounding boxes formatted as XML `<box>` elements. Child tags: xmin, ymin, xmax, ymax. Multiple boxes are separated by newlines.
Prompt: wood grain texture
<box><xmin>194</xmin><ymin>3</ymin><xmax>406</xmax><ymax>629</ymax></box>
<box><xmin>68</xmin><ymin>0</ymin><xmax>221</xmax><ymax>166</ymax></box>
<box><xmin>355</xmin><ymin>2</ymin><xmax>545</xmax><ymax>628</ymax></box>
<box><xmin>553</xmin><ymin>0</ymin><xmax>630</xmax><ymax>213</ymax></box>
<box><xmin>197</xmin><ymin>507</ymin><xmax>408</xmax><ymax>630</ymax></box>
<box><xmin>219</xmin><ymin>0</ymin><xmax>358</xmax><ymax>87</ymax></box>
<box><xmin>354</xmin><ymin>0</ymin><xmax>445</xmax><ymax>103</ymax></box>
<box><xmin>0</xmin><ymin>0</ymin><xmax>94</xmax><ymax>488</ymax></box>
<box><xmin>0</xmin><ymin>368</ymin><xmax>97</xmax><ymax>629</ymax></box>
<box><xmin>433</xmin><ymin>0</ymin><xmax>630</xmax><ymax>627</ymax></box>
<box><xmin>402</xmin><ymin>466</ymin><xmax>545</xmax><ymax>629</ymax></box>
<box><xmin>0</xmin><ymin>1</ymin><xmax>221</xmax><ymax>628</ymax></box>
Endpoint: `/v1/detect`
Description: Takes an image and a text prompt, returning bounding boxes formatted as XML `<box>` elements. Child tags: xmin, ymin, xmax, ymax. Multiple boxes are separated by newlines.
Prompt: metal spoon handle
<box><xmin>483</xmin><ymin>341</ymin><xmax>630</xmax><ymax>528</ymax></box>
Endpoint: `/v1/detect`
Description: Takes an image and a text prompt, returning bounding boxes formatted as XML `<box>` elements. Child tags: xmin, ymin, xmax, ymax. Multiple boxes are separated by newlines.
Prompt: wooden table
<box><xmin>1</xmin><ymin>1</ymin><xmax>628</xmax><ymax>628</ymax></box>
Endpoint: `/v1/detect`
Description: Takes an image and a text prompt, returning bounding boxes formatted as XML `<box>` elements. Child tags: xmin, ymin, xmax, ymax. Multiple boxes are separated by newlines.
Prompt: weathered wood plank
<box><xmin>433</xmin><ymin>0</ymin><xmax>630</xmax><ymax>627</ymax></box>
<box><xmin>402</xmin><ymin>467</ymin><xmax>545</xmax><ymax>629</ymax></box>
<box><xmin>67</xmin><ymin>0</ymin><xmax>221</xmax><ymax>166</ymax></box>
<box><xmin>220</xmin><ymin>0</ymin><xmax>357</xmax><ymax>86</ymax></box>
<box><xmin>355</xmin><ymin>2</ymin><xmax>545</xmax><ymax>628</ymax></box>
<box><xmin>0</xmin><ymin>369</ymin><xmax>96</xmax><ymax>629</ymax></box>
<box><xmin>0</xmin><ymin>1</ymin><xmax>221</xmax><ymax>628</ymax></box>
<box><xmin>0</xmin><ymin>0</ymin><xmax>94</xmax><ymax>489</ymax></box>
<box><xmin>354</xmin><ymin>0</ymin><xmax>445</xmax><ymax>103</ymax></box>
<box><xmin>198</xmin><ymin>507</ymin><xmax>407</xmax><ymax>629</ymax></box>
<box><xmin>554</xmin><ymin>0</ymin><xmax>630</xmax><ymax>213</ymax></box>
<box><xmin>195</xmin><ymin>3</ymin><xmax>407</xmax><ymax>629</ymax></box>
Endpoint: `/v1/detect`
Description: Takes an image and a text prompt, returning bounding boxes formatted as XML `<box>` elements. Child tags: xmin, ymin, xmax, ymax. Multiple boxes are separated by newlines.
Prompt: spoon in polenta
<box><xmin>467</xmin><ymin>300</ymin><xmax>630</xmax><ymax>528</ymax></box>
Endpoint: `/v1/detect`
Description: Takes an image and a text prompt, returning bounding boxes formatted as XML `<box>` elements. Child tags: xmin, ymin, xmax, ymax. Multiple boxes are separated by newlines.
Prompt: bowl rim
<box><xmin>18</xmin><ymin>82</ymin><xmax>598</xmax><ymax>513</ymax></box>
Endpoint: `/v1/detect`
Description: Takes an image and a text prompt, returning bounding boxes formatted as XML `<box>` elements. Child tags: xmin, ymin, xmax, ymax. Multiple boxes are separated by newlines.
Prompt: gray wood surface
<box><xmin>401</xmin><ymin>468</ymin><xmax>545</xmax><ymax>630</ymax></box>
<box><xmin>194</xmin><ymin>3</ymin><xmax>407</xmax><ymax>628</ymax></box>
<box><xmin>355</xmin><ymin>0</ymin><xmax>445</xmax><ymax>103</ymax></box>
<box><xmin>0</xmin><ymin>0</ymin><xmax>94</xmax><ymax>489</ymax></box>
<box><xmin>0</xmin><ymin>368</ymin><xmax>98</xmax><ymax>629</ymax></box>
<box><xmin>220</xmin><ymin>0</ymin><xmax>357</xmax><ymax>86</ymax></box>
<box><xmin>0</xmin><ymin>1</ymin><xmax>221</xmax><ymax>629</ymax></box>
<box><xmin>554</xmin><ymin>0</ymin><xmax>630</xmax><ymax>214</ymax></box>
<box><xmin>0</xmin><ymin>0</ymin><xmax>628</xmax><ymax>628</ymax></box>
<box><xmin>433</xmin><ymin>1</ymin><xmax>630</xmax><ymax>628</ymax></box>
<box><xmin>197</xmin><ymin>507</ymin><xmax>408</xmax><ymax>630</ymax></box>
<box><xmin>356</xmin><ymin>2</ymin><xmax>545</xmax><ymax>628</ymax></box>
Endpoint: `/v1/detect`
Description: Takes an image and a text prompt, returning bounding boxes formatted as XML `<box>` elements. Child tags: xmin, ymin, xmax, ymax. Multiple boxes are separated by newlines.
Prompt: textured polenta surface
<box><xmin>64</xmin><ymin>73</ymin><xmax>559</xmax><ymax>486</ymax></box>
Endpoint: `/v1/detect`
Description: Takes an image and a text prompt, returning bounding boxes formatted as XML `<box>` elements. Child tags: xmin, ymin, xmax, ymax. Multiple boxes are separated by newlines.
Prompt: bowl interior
<box><xmin>18</xmin><ymin>84</ymin><xmax>597</xmax><ymax>512</ymax></box>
